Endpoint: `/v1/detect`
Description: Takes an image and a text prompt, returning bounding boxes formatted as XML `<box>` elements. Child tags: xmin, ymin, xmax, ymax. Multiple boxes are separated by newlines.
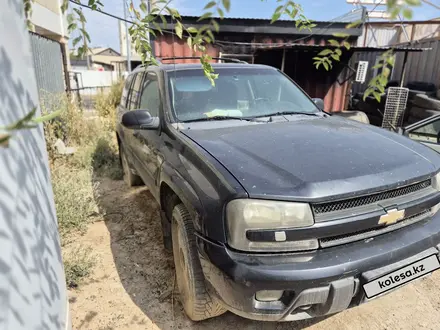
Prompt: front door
<box><xmin>132</xmin><ymin>72</ymin><xmax>163</xmax><ymax>196</ymax></box>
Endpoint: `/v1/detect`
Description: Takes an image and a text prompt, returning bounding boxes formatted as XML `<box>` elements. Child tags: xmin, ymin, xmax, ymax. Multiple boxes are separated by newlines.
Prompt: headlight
<box><xmin>226</xmin><ymin>199</ymin><xmax>317</xmax><ymax>252</ymax></box>
<box><xmin>433</xmin><ymin>172</ymin><xmax>440</xmax><ymax>191</ymax></box>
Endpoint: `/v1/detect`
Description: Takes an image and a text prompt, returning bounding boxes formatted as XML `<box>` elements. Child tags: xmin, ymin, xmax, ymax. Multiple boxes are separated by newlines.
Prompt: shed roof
<box><xmin>158</xmin><ymin>9</ymin><xmax>367</xmax><ymax>37</ymax></box>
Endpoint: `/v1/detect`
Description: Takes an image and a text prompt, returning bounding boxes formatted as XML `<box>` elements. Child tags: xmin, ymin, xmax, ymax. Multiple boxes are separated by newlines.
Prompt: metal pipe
<box><xmin>397</xmin><ymin>14</ymin><xmax>411</xmax><ymax>43</ymax></box>
<box><xmin>400</xmin><ymin>51</ymin><xmax>409</xmax><ymax>87</ymax></box>
<box><xmin>281</xmin><ymin>48</ymin><xmax>286</xmax><ymax>72</ymax></box>
<box><xmin>123</xmin><ymin>0</ymin><xmax>131</xmax><ymax>72</ymax></box>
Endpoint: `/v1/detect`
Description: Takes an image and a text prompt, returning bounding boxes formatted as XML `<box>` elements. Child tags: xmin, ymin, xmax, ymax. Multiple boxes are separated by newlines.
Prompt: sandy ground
<box><xmin>69</xmin><ymin>178</ymin><xmax>440</xmax><ymax>330</ymax></box>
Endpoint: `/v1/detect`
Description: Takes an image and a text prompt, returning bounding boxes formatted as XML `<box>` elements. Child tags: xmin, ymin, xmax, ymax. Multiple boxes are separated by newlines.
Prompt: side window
<box><xmin>139</xmin><ymin>74</ymin><xmax>160</xmax><ymax>117</ymax></box>
<box><xmin>408</xmin><ymin>118</ymin><xmax>440</xmax><ymax>144</ymax></box>
<box><xmin>120</xmin><ymin>74</ymin><xmax>134</xmax><ymax>108</ymax></box>
<box><xmin>127</xmin><ymin>73</ymin><xmax>144</xmax><ymax>110</ymax></box>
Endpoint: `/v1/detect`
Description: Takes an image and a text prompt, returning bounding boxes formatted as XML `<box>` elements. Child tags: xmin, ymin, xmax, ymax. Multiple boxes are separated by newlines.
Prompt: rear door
<box><xmin>404</xmin><ymin>114</ymin><xmax>440</xmax><ymax>153</ymax></box>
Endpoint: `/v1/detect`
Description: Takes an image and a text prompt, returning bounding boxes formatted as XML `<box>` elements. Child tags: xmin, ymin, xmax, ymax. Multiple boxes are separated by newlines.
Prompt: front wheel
<box><xmin>171</xmin><ymin>204</ymin><xmax>226</xmax><ymax>321</ymax></box>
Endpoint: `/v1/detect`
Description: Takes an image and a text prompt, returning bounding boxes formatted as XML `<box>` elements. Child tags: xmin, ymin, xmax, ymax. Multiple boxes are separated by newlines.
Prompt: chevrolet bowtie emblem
<box><xmin>379</xmin><ymin>208</ymin><xmax>405</xmax><ymax>226</ymax></box>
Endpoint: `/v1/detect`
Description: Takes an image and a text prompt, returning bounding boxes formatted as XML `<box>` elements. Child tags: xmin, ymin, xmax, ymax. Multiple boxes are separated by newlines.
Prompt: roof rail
<box><xmin>159</xmin><ymin>56</ymin><xmax>248</xmax><ymax>64</ymax></box>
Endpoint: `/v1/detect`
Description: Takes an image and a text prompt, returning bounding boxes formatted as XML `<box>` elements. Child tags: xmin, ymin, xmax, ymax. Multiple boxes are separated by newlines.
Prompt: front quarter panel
<box><xmin>159</xmin><ymin>124</ymin><xmax>248</xmax><ymax>242</ymax></box>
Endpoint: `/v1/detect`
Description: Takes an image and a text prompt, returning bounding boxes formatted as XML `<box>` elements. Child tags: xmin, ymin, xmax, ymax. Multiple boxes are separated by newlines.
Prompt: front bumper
<box><xmin>197</xmin><ymin>213</ymin><xmax>440</xmax><ymax>321</ymax></box>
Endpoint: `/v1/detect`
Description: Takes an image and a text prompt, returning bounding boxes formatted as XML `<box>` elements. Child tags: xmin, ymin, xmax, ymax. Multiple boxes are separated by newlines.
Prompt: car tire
<box><xmin>120</xmin><ymin>145</ymin><xmax>143</xmax><ymax>187</ymax></box>
<box><xmin>171</xmin><ymin>203</ymin><xmax>226</xmax><ymax>321</ymax></box>
<box><xmin>406</xmin><ymin>81</ymin><xmax>437</xmax><ymax>92</ymax></box>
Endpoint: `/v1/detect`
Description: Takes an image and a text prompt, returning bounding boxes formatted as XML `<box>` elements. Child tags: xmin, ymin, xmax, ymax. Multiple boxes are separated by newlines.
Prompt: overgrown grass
<box><xmin>63</xmin><ymin>246</ymin><xmax>97</xmax><ymax>289</ymax></box>
<box><xmin>41</xmin><ymin>81</ymin><xmax>123</xmax><ymax>288</ymax></box>
<box><xmin>94</xmin><ymin>79</ymin><xmax>123</xmax><ymax>130</ymax></box>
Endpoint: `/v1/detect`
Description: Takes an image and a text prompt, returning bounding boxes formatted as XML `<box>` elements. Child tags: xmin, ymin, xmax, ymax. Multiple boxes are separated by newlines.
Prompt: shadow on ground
<box><xmin>90</xmin><ymin>148</ymin><xmax>330</xmax><ymax>329</ymax></box>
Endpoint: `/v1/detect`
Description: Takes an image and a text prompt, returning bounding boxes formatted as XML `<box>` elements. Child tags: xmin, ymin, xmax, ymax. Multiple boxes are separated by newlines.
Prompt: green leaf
<box><xmin>378</xmin><ymin>75</ymin><xmax>388</xmax><ymax>86</ymax></box>
<box><xmin>72</xmin><ymin>36</ymin><xmax>82</xmax><ymax>47</ymax></box>
<box><xmin>318</xmin><ymin>49</ymin><xmax>333</xmax><ymax>56</ymax></box>
<box><xmin>405</xmin><ymin>0</ymin><xmax>421</xmax><ymax>6</ymax></box>
<box><xmin>373</xmin><ymin>91</ymin><xmax>381</xmax><ymax>103</ymax></box>
<box><xmin>6</xmin><ymin>107</ymin><xmax>37</xmax><ymax>130</ymax></box>
<box><xmin>206</xmin><ymin>29</ymin><xmax>215</xmax><ymax>41</ymax></box>
<box><xmin>140</xmin><ymin>2</ymin><xmax>147</xmax><ymax>13</ymax></box>
<box><xmin>212</xmin><ymin>19</ymin><xmax>220</xmax><ymax>32</ymax></box>
<box><xmin>152</xmin><ymin>22</ymin><xmax>164</xmax><ymax>34</ymax></box>
<box><xmin>323</xmin><ymin>62</ymin><xmax>329</xmax><ymax>71</ymax></box>
<box><xmin>198</xmin><ymin>12</ymin><xmax>213</xmax><ymax>21</ymax></box>
<box><xmin>328</xmin><ymin>39</ymin><xmax>340</xmax><ymax>47</ymax></box>
<box><xmin>312</xmin><ymin>57</ymin><xmax>322</xmax><ymax>61</ymax></box>
<box><xmin>333</xmin><ymin>32</ymin><xmax>350</xmax><ymax>38</ymax></box>
<box><xmin>217</xmin><ymin>8</ymin><xmax>225</xmax><ymax>18</ymax></box>
<box><xmin>175</xmin><ymin>21</ymin><xmax>183</xmax><ymax>38</ymax></box>
<box><xmin>335</xmin><ymin>48</ymin><xmax>342</xmax><ymax>56</ymax></box>
<box><xmin>204</xmin><ymin>1</ymin><xmax>216</xmax><ymax>10</ymax></box>
<box><xmin>390</xmin><ymin>7</ymin><xmax>400</xmax><ymax>19</ymax></box>
<box><xmin>331</xmin><ymin>54</ymin><xmax>340</xmax><ymax>61</ymax></box>
<box><xmin>373</xmin><ymin>63</ymin><xmax>384</xmax><ymax>69</ymax></box>
<box><xmin>345</xmin><ymin>20</ymin><xmax>362</xmax><ymax>29</ymax></box>
<box><xmin>222</xmin><ymin>0</ymin><xmax>231</xmax><ymax>11</ymax></box>
<box><xmin>32</xmin><ymin>108</ymin><xmax>63</xmax><ymax>124</ymax></box>
<box><xmin>60</xmin><ymin>0</ymin><xmax>69</xmax><ymax>13</ymax></box>
<box><xmin>403</xmin><ymin>8</ymin><xmax>413</xmax><ymax>19</ymax></box>
<box><xmin>343</xmin><ymin>41</ymin><xmax>351</xmax><ymax>50</ymax></box>
<box><xmin>273</xmin><ymin>5</ymin><xmax>283</xmax><ymax>14</ymax></box>
<box><xmin>80</xmin><ymin>28</ymin><xmax>91</xmax><ymax>42</ymax></box>
<box><xmin>386</xmin><ymin>56</ymin><xmax>395</xmax><ymax>66</ymax></box>
<box><xmin>67</xmin><ymin>23</ymin><xmax>77</xmax><ymax>32</ymax></box>
<box><xmin>187</xmin><ymin>27</ymin><xmax>198</xmax><ymax>33</ymax></box>
<box><xmin>271</xmin><ymin>12</ymin><xmax>282</xmax><ymax>23</ymax></box>
<box><xmin>187</xmin><ymin>37</ymin><xmax>192</xmax><ymax>49</ymax></box>
<box><xmin>160</xmin><ymin>14</ymin><xmax>168</xmax><ymax>28</ymax></box>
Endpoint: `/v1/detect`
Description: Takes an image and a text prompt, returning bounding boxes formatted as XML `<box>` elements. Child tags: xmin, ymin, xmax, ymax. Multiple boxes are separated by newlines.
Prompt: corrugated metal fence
<box><xmin>352</xmin><ymin>39</ymin><xmax>440</xmax><ymax>95</ymax></box>
<box><xmin>392</xmin><ymin>39</ymin><xmax>440</xmax><ymax>87</ymax></box>
<box><xmin>351</xmin><ymin>51</ymin><xmax>384</xmax><ymax>95</ymax></box>
<box><xmin>29</xmin><ymin>32</ymin><xmax>65</xmax><ymax>99</ymax></box>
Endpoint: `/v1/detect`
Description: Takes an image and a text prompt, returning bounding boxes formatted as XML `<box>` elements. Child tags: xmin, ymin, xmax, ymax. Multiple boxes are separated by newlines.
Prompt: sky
<box><xmin>76</xmin><ymin>0</ymin><xmax>440</xmax><ymax>52</ymax></box>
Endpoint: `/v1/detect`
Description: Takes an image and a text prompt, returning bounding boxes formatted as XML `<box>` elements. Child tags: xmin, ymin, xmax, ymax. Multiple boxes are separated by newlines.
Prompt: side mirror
<box><xmin>121</xmin><ymin>110</ymin><xmax>159</xmax><ymax>130</ymax></box>
<box><xmin>312</xmin><ymin>98</ymin><xmax>324</xmax><ymax>110</ymax></box>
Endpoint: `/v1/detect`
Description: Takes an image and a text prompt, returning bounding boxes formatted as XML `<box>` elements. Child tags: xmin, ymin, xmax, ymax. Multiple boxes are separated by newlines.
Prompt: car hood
<box><xmin>182</xmin><ymin>116</ymin><xmax>440</xmax><ymax>201</ymax></box>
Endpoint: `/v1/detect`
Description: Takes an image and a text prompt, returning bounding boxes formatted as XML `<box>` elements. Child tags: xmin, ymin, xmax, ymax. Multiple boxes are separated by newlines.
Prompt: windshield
<box><xmin>167</xmin><ymin>68</ymin><xmax>320</xmax><ymax>122</ymax></box>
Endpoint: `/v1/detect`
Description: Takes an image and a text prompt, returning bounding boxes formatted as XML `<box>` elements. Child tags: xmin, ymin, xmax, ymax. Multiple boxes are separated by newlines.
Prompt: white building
<box><xmin>31</xmin><ymin>0</ymin><xmax>69</xmax><ymax>43</ymax></box>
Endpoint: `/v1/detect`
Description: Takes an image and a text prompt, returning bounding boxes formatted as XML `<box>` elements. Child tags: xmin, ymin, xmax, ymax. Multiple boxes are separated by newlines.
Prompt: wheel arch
<box><xmin>159</xmin><ymin>162</ymin><xmax>204</xmax><ymax>249</ymax></box>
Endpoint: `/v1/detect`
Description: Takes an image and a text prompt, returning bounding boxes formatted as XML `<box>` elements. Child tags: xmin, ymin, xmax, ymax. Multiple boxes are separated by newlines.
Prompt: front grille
<box><xmin>319</xmin><ymin>210</ymin><xmax>431</xmax><ymax>248</ymax></box>
<box><xmin>312</xmin><ymin>179</ymin><xmax>432</xmax><ymax>215</ymax></box>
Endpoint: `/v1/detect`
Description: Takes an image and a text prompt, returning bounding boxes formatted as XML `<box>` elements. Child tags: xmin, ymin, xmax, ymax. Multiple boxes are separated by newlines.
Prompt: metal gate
<box><xmin>29</xmin><ymin>32</ymin><xmax>65</xmax><ymax>100</ymax></box>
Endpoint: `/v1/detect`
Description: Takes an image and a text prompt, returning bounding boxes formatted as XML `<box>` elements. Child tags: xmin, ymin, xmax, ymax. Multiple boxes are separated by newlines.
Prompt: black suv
<box><xmin>116</xmin><ymin>59</ymin><xmax>440</xmax><ymax>322</ymax></box>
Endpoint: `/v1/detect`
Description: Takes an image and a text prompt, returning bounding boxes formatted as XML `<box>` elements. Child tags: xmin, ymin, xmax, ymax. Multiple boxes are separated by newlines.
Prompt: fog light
<box><xmin>255</xmin><ymin>290</ymin><xmax>284</xmax><ymax>302</ymax></box>
<box><xmin>432</xmin><ymin>202</ymin><xmax>440</xmax><ymax>215</ymax></box>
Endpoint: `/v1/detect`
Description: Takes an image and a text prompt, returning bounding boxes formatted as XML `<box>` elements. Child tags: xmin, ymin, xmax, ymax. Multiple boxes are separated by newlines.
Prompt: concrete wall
<box><xmin>72</xmin><ymin>70</ymin><xmax>121</xmax><ymax>87</ymax></box>
<box><xmin>32</xmin><ymin>0</ymin><xmax>68</xmax><ymax>39</ymax></box>
<box><xmin>0</xmin><ymin>1</ymin><xmax>69</xmax><ymax>329</ymax></box>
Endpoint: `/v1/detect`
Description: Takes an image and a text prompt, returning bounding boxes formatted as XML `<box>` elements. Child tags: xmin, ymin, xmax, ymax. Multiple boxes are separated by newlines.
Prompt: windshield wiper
<box><xmin>254</xmin><ymin>111</ymin><xmax>320</xmax><ymax>118</ymax></box>
<box><xmin>182</xmin><ymin>116</ymin><xmax>254</xmax><ymax>123</ymax></box>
